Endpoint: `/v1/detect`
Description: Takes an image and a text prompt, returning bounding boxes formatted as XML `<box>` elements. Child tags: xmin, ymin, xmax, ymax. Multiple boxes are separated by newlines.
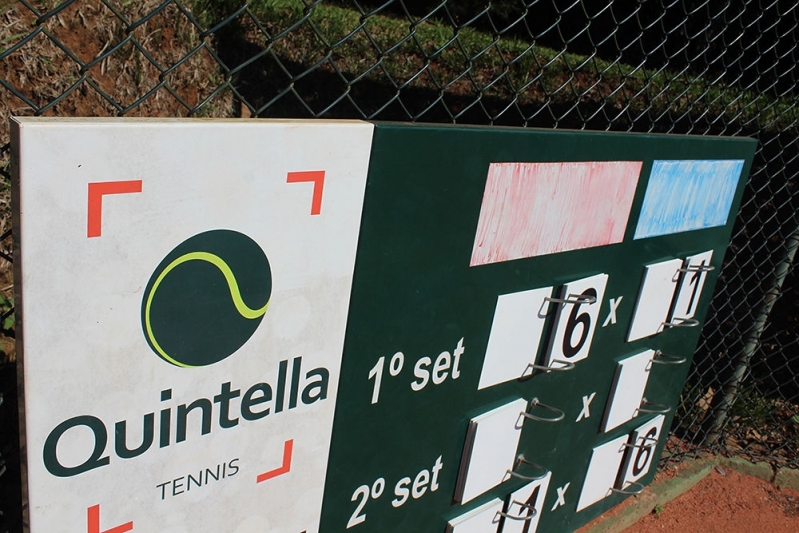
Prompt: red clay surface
<box><xmin>626</xmin><ymin>467</ymin><xmax>799</xmax><ymax>532</ymax></box>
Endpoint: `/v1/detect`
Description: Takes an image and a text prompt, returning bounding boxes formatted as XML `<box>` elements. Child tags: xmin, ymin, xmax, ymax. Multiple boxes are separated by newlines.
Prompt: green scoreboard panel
<box><xmin>13</xmin><ymin>119</ymin><xmax>754</xmax><ymax>533</ymax></box>
<box><xmin>319</xmin><ymin>124</ymin><xmax>756</xmax><ymax>533</ymax></box>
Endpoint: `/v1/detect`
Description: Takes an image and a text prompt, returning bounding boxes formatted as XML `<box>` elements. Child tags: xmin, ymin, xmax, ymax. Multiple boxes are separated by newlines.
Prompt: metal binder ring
<box><xmin>544</xmin><ymin>293</ymin><xmax>597</xmax><ymax>306</ymax></box>
<box><xmin>622</xmin><ymin>436</ymin><xmax>658</xmax><ymax>449</ymax></box>
<box><xmin>505</xmin><ymin>455</ymin><xmax>549</xmax><ymax>482</ymax></box>
<box><xmin>524</xmin><ymin>359</ymin><xmax>576</xmax><ymax>374</ymax></box>
<box><xmin>661</xmin><ymin>318</ymin><xmax>700</xmax><ymax>328</ymax></box>
<box><xmin>610</xmin><ymin>482</ymin><xmax>645</xmax><ymax>495</ymax></box>
<box><xmin>677</xmin><ymin>264</ymin><xmax>715</xmax><ymax>273</ymax></box>
<box><xmin>521</xmin><ymin>398</ymin><xmax>565</xmax><ymax>422</ymax></box>
<box><xmin>637</xmin><ymin>398</ymin><xmax>671</xmax><ymax>414</ymax></box>
<box><xmin>496</xmin><ymin>502</ymin><xmax>538</xmax><ymax>521</ymax></box>
<box><xmin>651</xmin><ymin>350</ymin><xmax>687</xmax><ymax>365</ymax></box>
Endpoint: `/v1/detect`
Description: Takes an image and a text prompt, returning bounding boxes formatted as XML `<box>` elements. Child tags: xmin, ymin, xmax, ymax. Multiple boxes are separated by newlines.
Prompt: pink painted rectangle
<box><xmin>470</xmin><ymin>161</ymin><xmax>642</xmax><ymax>266</ymax></box>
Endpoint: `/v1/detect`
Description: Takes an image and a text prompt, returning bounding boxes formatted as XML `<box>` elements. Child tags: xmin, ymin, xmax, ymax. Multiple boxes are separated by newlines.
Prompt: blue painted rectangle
<box><xmin>633</xmin><ymin>160</ymin><xmax>744</xmax><ymax>239</ymax></box>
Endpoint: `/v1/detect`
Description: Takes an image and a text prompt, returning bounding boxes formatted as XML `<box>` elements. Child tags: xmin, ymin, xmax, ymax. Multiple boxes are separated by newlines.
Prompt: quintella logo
<box><xmin>141</xmin><ymin>229</ymin><xmax>272</xmax><ymax>367</ymax></box>
<box><xmin>43</xmin><ymin>233</ymin><xmax>333</xmax><ymax>479</ymax></box>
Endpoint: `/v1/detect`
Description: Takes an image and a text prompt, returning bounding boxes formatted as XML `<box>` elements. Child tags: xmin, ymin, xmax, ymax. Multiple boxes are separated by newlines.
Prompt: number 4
<box><xmin>501</xmin><ymin>472</ymin><xmax>552</xmax><ymax>533</ymax></box>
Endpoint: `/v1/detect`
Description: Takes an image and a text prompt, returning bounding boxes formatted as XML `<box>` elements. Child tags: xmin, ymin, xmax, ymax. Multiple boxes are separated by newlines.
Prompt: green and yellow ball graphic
<box><xmin>142</xmin><ymin>230</ymin><xmax>272</xmax><ymax>367</ymax></box>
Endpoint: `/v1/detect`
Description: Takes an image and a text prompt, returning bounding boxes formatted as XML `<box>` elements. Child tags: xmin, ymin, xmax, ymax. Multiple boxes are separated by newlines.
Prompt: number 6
<box><xmin>562</xmin><ymin>288</ymin><xmax>598</xmax><ymax>358</ymax></box>
<box><xmin>543</xmin><ymin>273</ymin><xmax>608</xmax><ymax>367</ymax></box>
<box><xmin>632</xmin><ymin>427</ymin><xmax>657</xmax><ymax>477</ymax></box>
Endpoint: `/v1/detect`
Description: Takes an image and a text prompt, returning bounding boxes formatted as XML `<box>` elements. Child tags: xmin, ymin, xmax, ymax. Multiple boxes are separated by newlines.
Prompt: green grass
<box><xmin>730</xmin><ymin>387</ymin><xmax>779</xmax><ymax>423</ymax></box>
<box><xmin>0</xmin><ymin>33</ymin><xmax>25</xmax><ymax>55</ymax></box>
<box><xmin>191</xmin><ymin>0</ymin><xmax>799</xmax><ymax>129</ymax></box>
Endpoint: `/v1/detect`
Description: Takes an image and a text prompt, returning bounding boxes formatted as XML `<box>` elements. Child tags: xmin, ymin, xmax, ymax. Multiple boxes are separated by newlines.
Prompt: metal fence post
<box><xmin>702</xmin><ymin>226</ymin><xmax>799</xmax><ymax>446</ymax></box>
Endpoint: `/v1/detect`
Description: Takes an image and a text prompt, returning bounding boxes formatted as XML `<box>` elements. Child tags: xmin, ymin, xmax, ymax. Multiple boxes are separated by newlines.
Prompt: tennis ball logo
<box><xmin>142</xmin><ymin>230</ymin><xmax>272</xmax><ymax>367</ymax></box>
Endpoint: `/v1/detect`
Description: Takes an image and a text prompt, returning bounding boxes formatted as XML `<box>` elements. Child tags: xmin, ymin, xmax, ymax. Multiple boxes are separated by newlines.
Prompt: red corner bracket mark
<box><xmin>87</xmin><ymin>180</ymin><xmax>143</xmax><ymax>238</ymax></box>
<box><xmin>256</xmin><ymin>439</ymin><xmax>294</xmax><ymax>483</ymax></box>
<box><xmin>287</xmin><ymin>171</ymin><xmax>325</xmax><ymax>215</ymax></box>
<box><xmin>87</xmin><ymin>504</ymin><xmax>133</xmax><ymax>533</ymax></box>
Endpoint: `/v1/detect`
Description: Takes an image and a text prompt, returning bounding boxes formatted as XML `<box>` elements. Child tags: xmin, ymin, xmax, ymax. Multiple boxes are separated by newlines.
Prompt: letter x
<box><xmin>601</xmin><ymin>296</ymin><xmax>623</xmax><ymax>327</ymax></box>
<box><xmin>576</xmin><ymin>392</ymin><xmax>597</xmax><ymax>422</ymax></box>
<box><xmin>551</xmin><ymin>483</ymin><xmax>570</xmax><ymax>511</ymax></box>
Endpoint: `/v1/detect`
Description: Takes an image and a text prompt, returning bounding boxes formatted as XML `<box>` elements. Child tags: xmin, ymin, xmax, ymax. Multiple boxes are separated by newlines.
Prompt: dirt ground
<box><xmin>609</xmin><ymin>465</ymin><xmax>799</xmax><ymax>532</ymax></box>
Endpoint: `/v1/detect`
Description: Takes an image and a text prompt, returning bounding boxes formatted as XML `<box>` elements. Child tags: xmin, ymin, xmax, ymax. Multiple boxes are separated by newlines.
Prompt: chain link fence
<box><xmin>2</xmin><ymin>0</ymin><xmax>799</xmax><ymax>528</ymax></box>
